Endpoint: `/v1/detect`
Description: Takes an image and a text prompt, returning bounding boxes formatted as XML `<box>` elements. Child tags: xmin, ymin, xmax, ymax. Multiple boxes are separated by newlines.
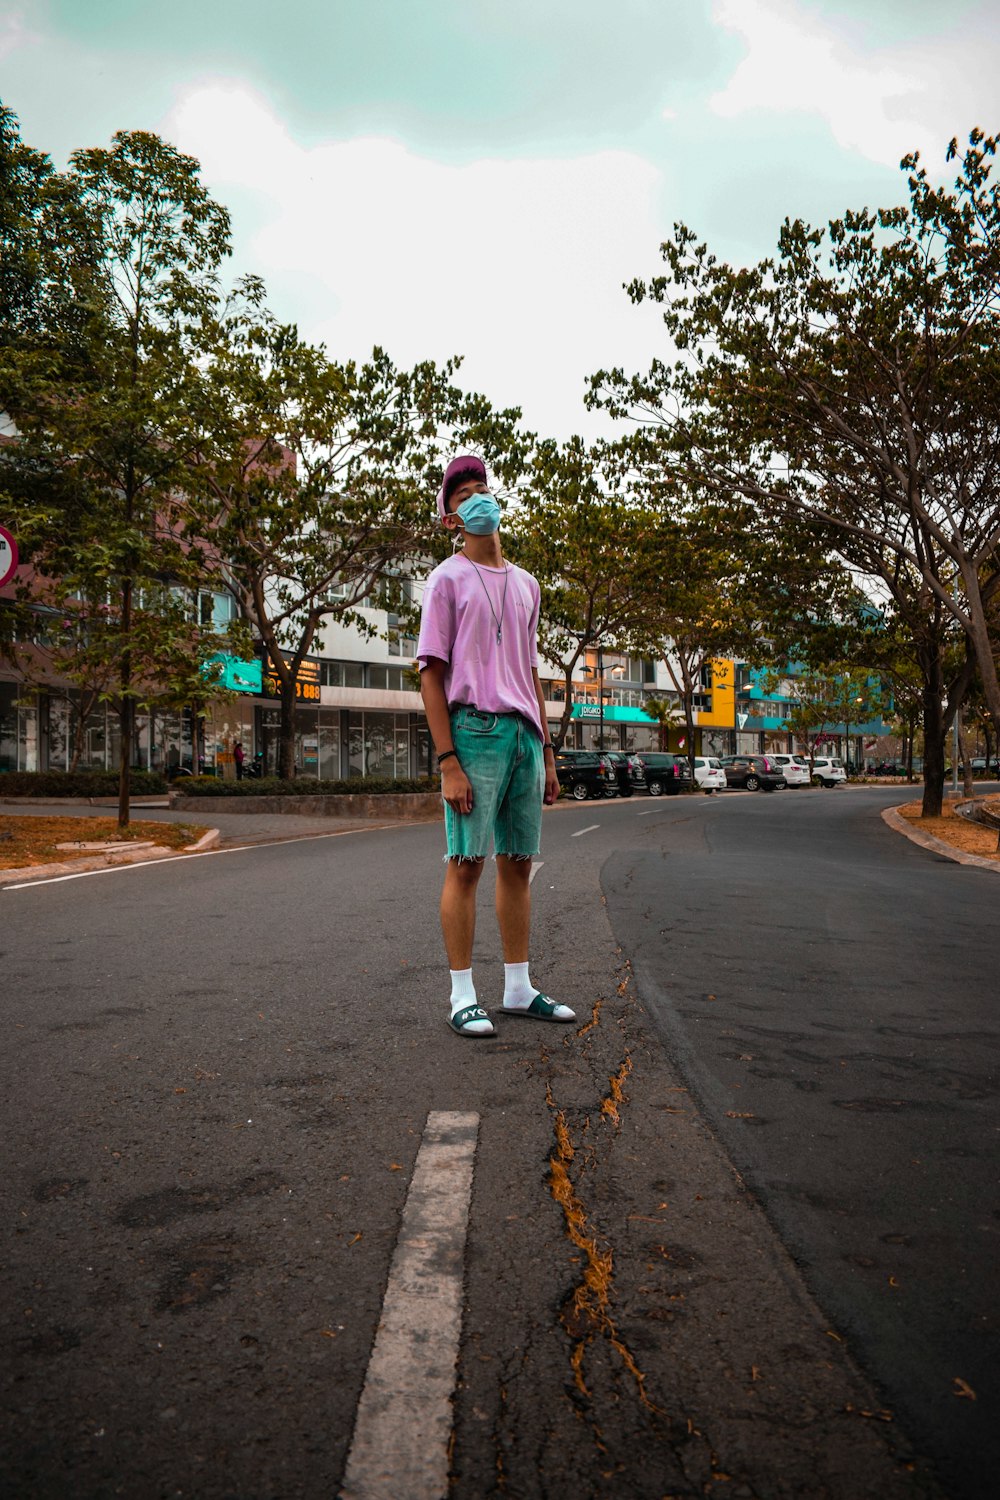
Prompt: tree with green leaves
<box><xmin>1</xmin><ymin>125</ymin><xmax>239</xmax><ymax>824</ymax></box>
<box><xmin>625</xmin><ymin>495</ymin><xmax>779</xmax><ymax>775</ymax></box>
<box><xmin>589</xmin><ymin>129</ymin><xmax>1000</xmax><ymax>817</ymax></box>
<box><xmin>640</xmin><ymin>694</ymin><xmax>684</xmax><ymax>751</ymax></box>
<box><xmin>765</xmin><ymin>663</ymin><xmax>884</xmax><ymax>775</ymax></box>
<box><xmin>504</xmin><ymin>436</ymin><xmax>661</xmax><ymax>749</ymax></box>
<box><xmin>200</xmin><ymin>304</ymin><xmax>529</xmax><ymax>777</ymax></box>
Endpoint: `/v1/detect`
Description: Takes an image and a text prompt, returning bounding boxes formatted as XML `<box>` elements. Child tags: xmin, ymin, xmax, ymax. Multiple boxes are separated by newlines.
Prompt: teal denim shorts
<box><xmin>445</xmin><ymin>707</ymin><xmax>544</xmax><ymax>861</ymax></box>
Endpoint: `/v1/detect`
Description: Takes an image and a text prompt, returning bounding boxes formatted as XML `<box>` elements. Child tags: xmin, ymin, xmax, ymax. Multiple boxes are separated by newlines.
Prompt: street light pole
<box><xmin>598</xmin><ymin>644</ymin><xmax>604</xmax><ymax>751</ymax></box>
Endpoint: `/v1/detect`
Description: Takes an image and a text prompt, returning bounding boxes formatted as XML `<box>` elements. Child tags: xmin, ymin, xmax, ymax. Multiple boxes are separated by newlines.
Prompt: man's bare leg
<box><xmin>441</xmin><ymin>857</ymin><xmax>485</xmax><ymax>969</ymax></box>
<box><xmin>496</xmin><ymin>854</ymin><xmax>575</xmax><ymax>1021</ymax></box>
<box><xmin>495</xmin><ymin>854</ymin><xmax>532</xmax><ymax>962</ymax></box>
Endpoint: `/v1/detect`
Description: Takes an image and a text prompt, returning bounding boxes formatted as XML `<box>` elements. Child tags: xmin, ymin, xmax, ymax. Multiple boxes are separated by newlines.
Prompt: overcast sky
<box><xmin>3</xmin><ymin>0</ymin><xmax>999</xmax><ymax>441</ymax></box>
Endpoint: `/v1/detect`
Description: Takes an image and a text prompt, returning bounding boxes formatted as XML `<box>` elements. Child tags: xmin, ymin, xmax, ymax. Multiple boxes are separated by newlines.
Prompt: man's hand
<box><xmin>543</xmin><ymin>752</ymin><xmax>560</xmax><ymax>805</ymax></box>
<box><xmin>442</xmin><ymin>759</ymin><xmax>474</xmax><ymax>815</ymax></box>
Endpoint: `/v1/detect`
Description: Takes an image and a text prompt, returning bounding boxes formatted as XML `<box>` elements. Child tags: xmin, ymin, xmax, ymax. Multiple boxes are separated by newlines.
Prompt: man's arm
<box><xmin>532</xmin><ymin>669</ymin><xmax>560</xmax><ymax>805</ymax></box>
<box><xmin>420</xmin><ymin>658</ymin><xmax>474</xmax><ymax>815</ymax></box>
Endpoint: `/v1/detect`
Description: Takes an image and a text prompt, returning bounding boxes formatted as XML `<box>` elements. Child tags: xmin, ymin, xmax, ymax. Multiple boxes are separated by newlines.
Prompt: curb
<box><xmin>167</xmin><ymin>790</ymin><xmax>442</xmax><ymax>820</ymax></box>
<box><xmin>0</xmin><ymin>828</ymin><xmax>221</xmax><ymax>886</ymax></box>
<box><xmin>0</xmin><ymin>796</ymin><xmax>170</xmax><ymax>807</ymax></box>
<box><xmin>881</xmin><ymin>806</ymin><xmax>1000</xmax><ymax>874</ymax></box>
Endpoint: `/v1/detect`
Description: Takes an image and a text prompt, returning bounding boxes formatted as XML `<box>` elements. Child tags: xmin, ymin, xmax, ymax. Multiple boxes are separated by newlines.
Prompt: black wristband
<box><xmin>438</xmin><ymin>750</ymin><xmax>458</xmax><ymax>766</ymax></box>
<box><xmin>542</xmin><ymin>742</ymin><xmax>554</xmax><ymax>750</ymax></box>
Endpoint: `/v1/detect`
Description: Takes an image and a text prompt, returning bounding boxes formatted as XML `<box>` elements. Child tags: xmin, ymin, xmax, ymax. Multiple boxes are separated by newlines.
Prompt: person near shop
<box><xmin>416</xmin><ymin>454</ymin><xmax>574</xmax><ymax>1037</ymax></box>
<box><xmin>234</xmin><ymin>740</ymin><xmax>244</xmax><ymax>780</ymax></box>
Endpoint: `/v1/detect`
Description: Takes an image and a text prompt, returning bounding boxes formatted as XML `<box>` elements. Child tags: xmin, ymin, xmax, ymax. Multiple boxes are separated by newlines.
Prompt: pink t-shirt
<box><xmin>416</xmin><ymin>552</ymin><xmax>544</xmax><ymax>738</ymax></box>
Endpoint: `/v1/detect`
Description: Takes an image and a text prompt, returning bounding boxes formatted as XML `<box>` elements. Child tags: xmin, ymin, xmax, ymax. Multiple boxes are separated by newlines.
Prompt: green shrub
<box><xmin>0</xmin><ymin>769</ymin><xmax>168</xmax><ymax>797</ymax></box>
<box><xmin>174</xmin><ymin>775</ymin><xmax>440</xmax><ymax>797</ymax></box>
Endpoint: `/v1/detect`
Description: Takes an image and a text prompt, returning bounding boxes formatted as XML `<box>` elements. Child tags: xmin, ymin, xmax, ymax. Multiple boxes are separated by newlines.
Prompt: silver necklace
<box><xmin>461</xmin><ymin>553</ymin><xmax>509</xmax><ymax>645</ymax></box>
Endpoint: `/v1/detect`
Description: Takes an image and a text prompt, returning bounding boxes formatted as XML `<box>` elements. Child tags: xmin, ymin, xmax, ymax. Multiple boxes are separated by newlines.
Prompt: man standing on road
<box><xmin>417</xmin><ymin>454</ymin><xmax>575</xmax><ymax>1037</ymax></box>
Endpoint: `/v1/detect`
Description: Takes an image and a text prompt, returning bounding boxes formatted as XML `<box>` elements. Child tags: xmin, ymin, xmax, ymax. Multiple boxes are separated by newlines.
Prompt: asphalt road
<box><xmin>0</xmin><ymin>785</ymin><xmax>992</xmax><ymax>1498</ymax></box>
<box><xmin>599</xmin><ymin>785</ymin><xmax>998</xmax><ymax>1500</ymax></box>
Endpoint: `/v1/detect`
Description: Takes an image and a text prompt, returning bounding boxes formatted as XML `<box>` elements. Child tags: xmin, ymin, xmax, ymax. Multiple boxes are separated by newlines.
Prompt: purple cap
<box><xmin>436</xmin><ymin>454</ymin><xmax>487</xmax><ymax>520</ymax></box>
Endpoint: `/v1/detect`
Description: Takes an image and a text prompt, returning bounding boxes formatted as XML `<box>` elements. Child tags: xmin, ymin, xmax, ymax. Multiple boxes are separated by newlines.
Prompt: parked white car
<box><xmin>767</xmin><ymin>754</ymin><xmax>811</xmax><ymax>787</ymax></box>
<box><xmin>809</xmin><ymin>756</ymin><xmax>847</xmax><ymax>787</ymax></box>
<box><xmin>693</xmin><ymin>756</ymin><xmax>727</xmax><ymax>793</ymax></box>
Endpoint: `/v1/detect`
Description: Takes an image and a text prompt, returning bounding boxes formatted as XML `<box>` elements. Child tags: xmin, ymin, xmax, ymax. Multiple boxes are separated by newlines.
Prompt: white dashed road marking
<box><xmin>529</xmin><ymin>860</ymin><xmax>543</xmax><ymax>884</ymax></box>
<box><xmin>339</xmin><ymin>1111</ymin><xmax>479</xmax><ymax>1500</ymax></box>
<box><xmin>571</xmin><ymin>824</ymin><xmax>600</xmax><ymax>837</ymax></box>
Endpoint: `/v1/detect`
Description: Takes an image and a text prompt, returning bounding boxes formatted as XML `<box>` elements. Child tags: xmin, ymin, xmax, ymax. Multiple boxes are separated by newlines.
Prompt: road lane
<box><xmin>600</xmin><ymin>786</ymin><xmax>997</xmax><ymax>1500</ymax></box>
<box><xmin>1</xmin><ymin>789</ymin><xmax>947</xmax><ymax>1498</ymax></box>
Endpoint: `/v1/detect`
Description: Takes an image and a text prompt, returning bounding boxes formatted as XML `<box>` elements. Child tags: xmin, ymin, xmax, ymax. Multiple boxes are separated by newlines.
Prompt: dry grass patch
<box><xmin>897</xmin><ymin>798</ymin><xmax>1000</xmax><ymax>862</ymax></box>
<box><xmin>0</xmin><ymin>816</ymin><xmax>210</xmax><ymax>870</ymax></box>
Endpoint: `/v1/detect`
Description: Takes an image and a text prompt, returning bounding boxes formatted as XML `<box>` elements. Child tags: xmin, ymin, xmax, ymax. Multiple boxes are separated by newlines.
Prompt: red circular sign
<box><xmin>0</xmin><ymin>524</ymin><xmax>18</xmax><ymax>588</ymax></box>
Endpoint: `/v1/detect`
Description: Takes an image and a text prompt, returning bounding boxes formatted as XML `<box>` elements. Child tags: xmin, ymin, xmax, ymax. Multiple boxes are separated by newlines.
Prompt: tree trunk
<box><xmin>552</xmin><ymin>665</ymin><xmax>576</xmax><ymax>750</ymax></box>
<box><xmin>117</xmin><ymin>581</ymin><xmax>133</xmax><ymax>830</ymax></box>
<box><xmin>920</xmin><ymin>673</ymin><xmax>946</xmax><ymax>818</ymax></box>
<box><xmin>961</xmin><ymin>563</ymin><xmax>1000</xmax><ymax>750</ymax></box>
<box><xmin>905</xmin><ymin>709</ymin><xmax>917</xmax><ymax>781</ymax></box>
<box><xmin>278</xmin><ymin>681</ymin><xmax>297</xmax><ymax>779</ymax></box>
<box><xmin>68</xmin><ymin>690</ymin><xmax>94</xmax><ymax>774</ymax></box>
<box><xmin>683</xmin><ymin>699</ymin><xmax>696</xmax><ymax>779</ymax></box>
<box><xmin>958</xmin><ymin>722</ymin><xmax>974</xmax><ymax>799</ymax></box>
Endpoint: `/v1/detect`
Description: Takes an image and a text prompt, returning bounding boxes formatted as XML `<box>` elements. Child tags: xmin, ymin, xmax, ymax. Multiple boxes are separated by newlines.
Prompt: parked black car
<box><xmin>602</xmin><ymin>750</ymin><xmax>641</xmax><ymax>796</ymax></box>
<box><xmin>631</xmin><ymin>752</ymin><xmax>693</xmax><ymax>796</ymax></box>
<box><xmin>718</xmin><ymin>754</ymin><xmax>786</xmax><ymax>792</ymax></box>
<box><xmin>553</xmin><ymin>749</ymin><xmax>618</xmax><ymax>801</ymax></box>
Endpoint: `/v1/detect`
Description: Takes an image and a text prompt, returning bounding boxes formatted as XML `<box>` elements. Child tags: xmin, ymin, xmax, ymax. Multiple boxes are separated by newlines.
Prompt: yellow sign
<box><xmin>264</xmin><ymin>652</ymin><xmax>321</xmax><ymax>702</ymax></box>
<box><xmin>696</xmin><ymin>658</ymin><xmax>736</xmax><ymax>728</ymax></box>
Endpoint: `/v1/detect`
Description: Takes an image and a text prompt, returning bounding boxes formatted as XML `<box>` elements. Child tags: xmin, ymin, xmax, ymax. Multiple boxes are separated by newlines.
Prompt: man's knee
<box><xmin>446</xmin><ymin>856</ymin><xmax>486</xmax><ymax>889</ymax></box>
<box><xmin>496</xmin><ymin>854</ymin><xmax>533</xmax><ymax>883</ymax></box>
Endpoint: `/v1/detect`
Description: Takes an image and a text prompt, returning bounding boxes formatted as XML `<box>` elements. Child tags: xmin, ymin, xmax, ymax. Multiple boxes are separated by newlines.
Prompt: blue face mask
<box><xmin>455</xmin><ymin>491</ymin><xmax>501</xmax><ymax>535</ymax></box>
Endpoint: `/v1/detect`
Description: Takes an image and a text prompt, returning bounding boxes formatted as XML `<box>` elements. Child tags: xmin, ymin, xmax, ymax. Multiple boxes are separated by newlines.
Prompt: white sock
<box><xmin>450</xmin><ymin>968</ymin><xmax>477</xmax><ymax>1013</ymax></box>
<box><xmin>503</xmin><ymin>961</ymin><xmax>575</xmax><ymax>1019</ymax></box>
<box><xmin>450</xmin><ymin>968</ymin><xmax>492</xmax><ymax>1035</ymax></box>
<box><xmin>502</xmin><ymin>961</ymin><xmax>535</xmax><ymax>1009</ymax></box>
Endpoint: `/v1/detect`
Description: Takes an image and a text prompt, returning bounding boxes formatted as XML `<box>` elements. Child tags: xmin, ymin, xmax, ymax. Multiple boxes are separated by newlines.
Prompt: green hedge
<box><xmin>175</xmin><ymin>774</ymin><xmax>441</xmax><ymax>797</ymax></box>
<box><xmin>0</xmin><ymin>769</ymin><xmax>168</xmax><ymax>797</ymax></box>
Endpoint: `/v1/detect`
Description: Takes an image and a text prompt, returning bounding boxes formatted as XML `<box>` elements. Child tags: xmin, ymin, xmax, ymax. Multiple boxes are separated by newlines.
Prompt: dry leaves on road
<box><xmin>0</xmin><ymin>815</ymin><xmax>209</xmax><ymax>870</ymax></box>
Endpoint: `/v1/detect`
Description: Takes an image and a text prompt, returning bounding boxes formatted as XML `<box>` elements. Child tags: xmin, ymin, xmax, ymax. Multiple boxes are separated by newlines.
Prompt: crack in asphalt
<box><xmin>532</xmin><ymin>957</ymin><xmax>774</xmax><ymax>1499</ymax></box>
<box><xmin>541</xmin><ymin>965</ymin><xmax>663</xmax><ymax>1422</ymax></box>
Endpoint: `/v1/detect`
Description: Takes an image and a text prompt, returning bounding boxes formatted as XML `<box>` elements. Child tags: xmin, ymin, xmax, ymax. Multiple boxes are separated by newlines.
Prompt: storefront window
<box><xmin>80</xmin><ymin>702</ymin><xmax>109</xmax><ymax>769</ymax></box>
<box><xmin>581</xmin><ymin>722</ymin><xmax>623</xmax><ymax>751</ymax></box>
<box><xmin>318</xmin><ymin>715</ymin><xmax>341</xmax><ymax>779</ymax></box>
<box><xmin>348</xmin><ymin>711</ymin><xmax>415</xmax><ymax>778</ymax></box>
<box><xmin>394</xmin><ymin>725</ymin><xmax>410</xmax><ymax>777</ymax></box>
<box><xmin>0</xmin><ymin>683</ymin><xmax>17</xmax><ymax>772</ymax></box>
<box><xmin>415</xmin><ymin>725</ymin><xmax>433</xmax><ymax>776</ymax></box>
<box><xmin>295</xmin><ymin>707</ymin><xmax>320</xmax><ymax>776</ymax></box>
<box><xmin>258</xmin><ymin>707</ymin><xmax>282</xmax><ymax>775</ymax></box>
<box><xmin>47</xmin><ymin>696</ymin><xmax>71</xmax><ymax>771</ymax></box>
<box><xmin>156</xmin><ymin>711</ymin><xmax>184</xmax><ymax>777</ymax></box>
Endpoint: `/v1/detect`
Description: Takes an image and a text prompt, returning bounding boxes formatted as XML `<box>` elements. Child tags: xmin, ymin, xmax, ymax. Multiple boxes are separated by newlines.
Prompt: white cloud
<box><xmin>165</xmin><ymin>81</ymin><xmax>665</xmax><ymax>441</ymax></box>
<box><xmin>0</xmin><ymin>8</ymin><xmax>40</xmax><ymax>61</ymax></box>
<box><xmin>710</xmin><ymin>0</ymin><xmax>997</xmax><ymax>167</ymax></box>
